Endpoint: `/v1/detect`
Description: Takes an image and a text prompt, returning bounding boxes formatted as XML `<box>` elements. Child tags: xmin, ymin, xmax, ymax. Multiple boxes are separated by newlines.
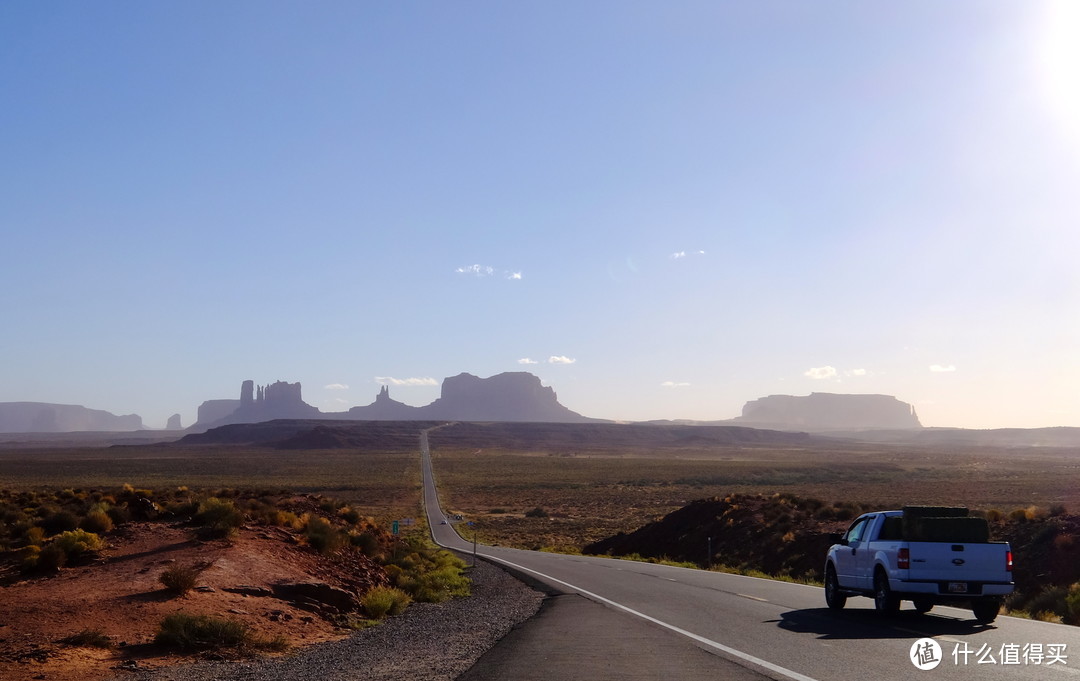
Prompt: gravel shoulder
<box><xmin>117</xmin><ymin>557</ymin><xmax>544</xmax><ymax>681</ymax></box>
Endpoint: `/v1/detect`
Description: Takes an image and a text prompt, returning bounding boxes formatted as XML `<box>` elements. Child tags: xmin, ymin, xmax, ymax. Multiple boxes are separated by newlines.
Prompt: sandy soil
<box><xmin>0</xmin><ymin>517</ymin><xmax>388</xmax><ymax>681</ymax></box>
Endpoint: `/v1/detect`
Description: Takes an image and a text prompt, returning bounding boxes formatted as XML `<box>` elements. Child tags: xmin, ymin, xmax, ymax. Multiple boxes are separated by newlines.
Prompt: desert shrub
<box><xmin>40</xmin><ymin>510</ymin><xmax>80</xmax><ymax>536</ymax></box>
<box><xmin>59</xmin><ymin>629</ymin><xmax>113</xmax><ymax>648</ymax></box>
<box><xmin>22</xmin><ymin>525</ymin><xmax>46</xmax><ymax>547</ymax></box>
<box><xmin>350</xmin><ymin>531</ymin><xmax>381</xmax><ymax>557</ymax></box>
<box><xmin>160</xmin><ymin>563</ymin><xmax>202</xmax><ymax>595</ymax></box>
<box><xmin>1050</xmin><ymin>503</ymin><xmax>1068</xmax><ymax>517</ymax></box>
<box><xmin>392</xmin><ymin>550</ymin><xmax>470</xmax><ymax>603</ymax></box>
<box><xmin>362</xmin><ymin>586</ymin><xmax>411</xmax><ymax>619</ymax></box>
<box><xmin>340</xmin><ymin>506</ymin><xmax>362</xmax><ymax>525</ymax></box>
<box><xmin>1012</xmin><ymin>586</ymin><xmax>1069</xmax><ymax>619</ymax></box>
<box><xmin>51</xmin><ymin>529</ymin><xmax>105</xmax><ymax>563</ymax></box>
<box><xmin>985</xmin><ymin>508</ymin><xmax>1003</xmax><ymax>523</ymax></box>
<box><xmin>80</xmin><ymin>510</ymin><xmax>114</xmax><ymax>534</ymax></box>
<box><xmin>1065</xmin><ymin>583</ymin><xmax>1080</xmax><ymax>626</ymax></box>
<box><xmin>305</xmin><ymin>516</ymin><xmax>346</xmax><ymax>555</ymax></box>
<box><xmin>193</xmin><ymin>497</ymin><xmax>243</xmax><ymax>539</ymax></box>
<box><xmin>35</xmin><ymin>543</ymin><xmax>68</xmax><ymax>571</ymax></box>
<box><xmin>1009</xmin><ymin>506</ymin><xmax>1039</xmax><ymax>523</ymax></box>
<box><xmin>155</xmin><ymin>613</ymin><xmax>251</xmax><ymax>648</ymax></box>
<box><xmin>106</xmin><ymin>505</ymin><xmax>132</xmax><ymax>525</ymax></box>
<box><xmin>524</xmin><ymin>507</ymin><xmax>548</xmax><ymax>519</ymax></box>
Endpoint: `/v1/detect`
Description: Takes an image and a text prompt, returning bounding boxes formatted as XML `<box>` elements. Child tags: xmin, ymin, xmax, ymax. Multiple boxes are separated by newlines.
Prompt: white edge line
<box><xmin>479</xmin><ymin>552</ymin><xmax>821</xmax><ymax>681</ymax></box>
<box><xmin>423</xmin><ymin>433</ymin><xmax>818</xmax><ymax>681</ymax></box>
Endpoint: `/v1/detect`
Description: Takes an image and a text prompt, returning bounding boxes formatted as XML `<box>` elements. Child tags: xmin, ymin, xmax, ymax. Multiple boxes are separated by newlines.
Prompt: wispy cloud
<box><xmin>548</xmin><ymin>356</ymin><xmax>576</xmax><ymax>365</ymax></box>
<box><xmin>670</xmin><ymin>250</ymin><xmax>706</xmax><ymax>260</ymax></box>
<box><xmin>517</xmin><ymin>358</ymin><xmax>539</xmax><ymax>365</ymax></box>
<box><xmin>661</xmin><ymin>381</ymin><xmax>690</xmax><ymax>388</ymax></box>
<box><xmin>455</xmin><ymin>264</ymin><xmax>523</xmax><ymax>280</ymax></box>
<box><xmin>929</xmin><ymin>364</ymin><xmax>957</xmax><ymax>373</ymax></box>
<box><xmin>804</xmin><ymin>366</ymin><xmax>838</xmax><ymax>380</ymax></box>
<box><xmin>845</xmin><ymin>369</ymin><xmax>867</xmax><ymax>377</ymax></box>
<box><xmin>375</xmin><ymin>376</ymin><xmax>438</xmax><ymax>386</ymax></box>
<box><xmin>324</xmin><ymin>383</ymin><xmax>349</xmax><ymax>390</ymax></box>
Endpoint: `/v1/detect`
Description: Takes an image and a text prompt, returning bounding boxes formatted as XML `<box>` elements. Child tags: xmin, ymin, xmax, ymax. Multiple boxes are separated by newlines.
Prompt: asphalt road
<box><xmin>420</xmin><ymin>428</ymin><xmax>1080</xmax><ymax>681</ymax></box>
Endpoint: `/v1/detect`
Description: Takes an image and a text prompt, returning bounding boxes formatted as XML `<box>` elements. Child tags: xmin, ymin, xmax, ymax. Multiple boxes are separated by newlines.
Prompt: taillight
<box><xmin>898</xmin><ymin>547</ymin><xmax>910</xmax><ymax>570</ymax></box>
<box><xmin>1006</xmin><ymin>550</ymin><xmax>1013</xmax><ymax>572</ymax></box>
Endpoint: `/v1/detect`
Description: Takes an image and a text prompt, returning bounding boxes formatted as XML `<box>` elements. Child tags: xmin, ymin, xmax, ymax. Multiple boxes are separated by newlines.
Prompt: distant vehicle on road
<box><xmin>440</xmin><ymin>520</ymin><xmax>447</xmax><ymax>524</ymax></box>
<box><xmin>824</xmin><ymin>506</ymin><xmax>1013</xmax><ymax>623</ymax></box>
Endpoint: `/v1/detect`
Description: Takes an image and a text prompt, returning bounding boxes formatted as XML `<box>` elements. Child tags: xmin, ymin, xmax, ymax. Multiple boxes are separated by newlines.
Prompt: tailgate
<box><xmin>907</xmin><ymin>542</ymin><xmax>1011</xmax><ymax>585</ymax></box>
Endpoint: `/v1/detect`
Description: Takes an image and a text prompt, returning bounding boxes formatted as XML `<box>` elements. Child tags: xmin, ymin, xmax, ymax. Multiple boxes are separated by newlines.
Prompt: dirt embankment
<box><xmin>0</xmin><ymin>495</ymin><xmax>397</xmax><ymax>681</ymax></box>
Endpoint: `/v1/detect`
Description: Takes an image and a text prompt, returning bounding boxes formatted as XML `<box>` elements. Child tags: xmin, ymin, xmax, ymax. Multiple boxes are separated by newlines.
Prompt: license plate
<box><xmin>948</xmin><ymin>582</ymin><xmax>968</xmax><ymax>594</ymax></box>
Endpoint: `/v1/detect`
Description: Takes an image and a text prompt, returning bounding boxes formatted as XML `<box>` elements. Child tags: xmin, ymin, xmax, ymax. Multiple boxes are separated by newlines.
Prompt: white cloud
<box><xmin>804</xmin><ymin>366</ymin><xmax>838</xmax><ymax>380</ymax></box>
<box><xmin>929</xmin><ymin>364</ymin><xmax>957</xmax><ymax>373</ymax></box>
<box><xmin>845</xmin><ymin>369</ymin><xmax>867</xmax><ymax>377</ymax></box>
<box><xmin>375</xmin><ymin>376</ymin><xmax>439</xmax><ymax>386</ymax></box>
<box><xmin>661</xmin><ymin>381</ymin><xmax>690</xmax><ymax>388</ymax></box>
<box><xmin>324</xmin><ymin>383</ymin><xmax>349</xmax><ymax>390</ymax></box>
<box><xmin>456</xmin><ymin>264</ymin><xmax>521</xmax><ymax>280</ymax></box>
<box><xmin>517</xmin><ymin>358</ymin><xmax>539</xmax><ymax>365</ymax></box>
<box><xmin>548</xmin><ymin>356</ymin><xmax>576</xmax><ymax>365</ymax></box>
<box><xmin>456</xmin><ymin>264</ymin><xmax>495</xmax><ymax>276</ymax></box>
<box><xmin>670</xmin><ymin>250</ymin><xmax>706</xmax><ymax>260</ymax></box>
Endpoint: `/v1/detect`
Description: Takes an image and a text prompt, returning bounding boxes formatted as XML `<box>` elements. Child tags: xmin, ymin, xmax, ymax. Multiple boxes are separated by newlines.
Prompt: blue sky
<box><xmin>2</xmin><ymin>2</ymin><xmax>1078</xmax><ymax>429</ymax></box>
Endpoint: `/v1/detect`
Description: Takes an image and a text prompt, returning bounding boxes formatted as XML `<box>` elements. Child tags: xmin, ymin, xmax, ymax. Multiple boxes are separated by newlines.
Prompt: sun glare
<box><xmin>1037</xmin><ymin>0</ymin><xmax>1080</xmax><ymax>146</ymax></box>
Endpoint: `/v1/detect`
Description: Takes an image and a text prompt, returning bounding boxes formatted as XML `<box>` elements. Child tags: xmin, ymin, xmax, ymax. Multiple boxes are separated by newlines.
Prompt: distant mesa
<box><xmin>733</xmin><ymin>392</ymin><xmax>921</xmax><ymax>431</ymax></box>
<box><xmin>166</xmin><ymin>413</ymin><xmax>183</xmax><ymax>430</ymax></box>
<box><xmin>0</xmin><ymin>402</ymin><xmax>143</xmax><ymax>433</ymax></box>
<box><xmin>193</xmin><ymin>380</ymin><xmax>318</xmax><ymax>430</ymax></box>
<box><xmin>190</xmin><ymin>372</ymin><xmax>595</xmax><ymax>432</ymax></box>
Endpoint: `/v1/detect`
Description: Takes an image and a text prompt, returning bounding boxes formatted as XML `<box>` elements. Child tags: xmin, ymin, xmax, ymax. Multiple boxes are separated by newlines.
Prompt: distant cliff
<box><xmin>345</xmin><ymin>372</ymin><xmax>593</xmax><ymax>423</ymax></box>
<box><xmin>190</xmin><ymin>372</ymin><xmax>593</xmax><ymax>431</ymax></box>
<box><xmin>735</xmin><ymin>393</ymin><xmax>921</xmax><ymax>431</ymax></box>
<box><xmin>0</xmin><ymin>402</ymin><xmax>143</xmax><ymax>433</ymax></box>
<box><xmin>193</xmin><ymin>380</ymin><xmax>318</xmax><ymax>430</ymax></box>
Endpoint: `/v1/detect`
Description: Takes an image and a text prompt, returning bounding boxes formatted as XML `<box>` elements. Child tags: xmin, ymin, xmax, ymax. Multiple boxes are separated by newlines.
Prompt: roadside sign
<box><xmin>392</xmin><ymin>520</ymin><xmax>399</xmax><ymax>535</ymax></box>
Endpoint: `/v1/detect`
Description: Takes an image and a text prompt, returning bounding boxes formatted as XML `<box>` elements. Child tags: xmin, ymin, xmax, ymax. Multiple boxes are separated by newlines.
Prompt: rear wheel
<box><xmin>973</xmin><ymin>598</ymin><xmax>1001</xmax><ymax>624</ymax></box>
<box><xmin>874</xmin><ymin>569</ymin><xmax>900</xmax><ymax>615</ymax></box>
<box><xmin>825</xmin><ymin>564</ymin><xmax>846</xmax><ymax>610</ymax></box>
<box><xmin>913</xmin><ymin>598</ymin><xmax>934</xmax><ymax>614</ymax></box>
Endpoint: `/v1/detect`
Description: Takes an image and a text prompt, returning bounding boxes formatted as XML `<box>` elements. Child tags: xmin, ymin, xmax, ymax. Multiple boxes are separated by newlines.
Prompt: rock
<box><xmin>735</xmin><ymin>392</ymin><xmax>921</xmax><ymax>431</ymax></box>
<box><xmin>0</xmin><ymin>402</ymin><xmax>143</xmax><ymax>433</ymax></box>
<box><xmin>166</xmin><ymin>413</ymin><xmax>182</xmax><ymax>430</ymax></box>
<box><xmin>271</xmin><ymin>581</ymin><xmax>358</xmax><ymax>614</ymax></box>
<box><xmin>222</xmin><ymin>585</ymin><xmax>273</xmax><ymax>598</ymax></box>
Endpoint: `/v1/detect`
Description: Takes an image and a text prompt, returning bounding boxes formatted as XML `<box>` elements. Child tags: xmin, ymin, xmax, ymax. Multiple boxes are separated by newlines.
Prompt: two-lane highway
<box><xmin>421</xmin><ymin>429</ymin><xmax>1080</xmax><ymax>680</ymax></box>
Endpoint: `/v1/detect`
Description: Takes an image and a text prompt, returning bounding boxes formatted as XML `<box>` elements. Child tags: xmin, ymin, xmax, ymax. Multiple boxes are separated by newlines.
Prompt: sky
<box><xmin>2</xmin><ymin>2</ymin><xmax>1078</xmax><ymax>430</ymax></box>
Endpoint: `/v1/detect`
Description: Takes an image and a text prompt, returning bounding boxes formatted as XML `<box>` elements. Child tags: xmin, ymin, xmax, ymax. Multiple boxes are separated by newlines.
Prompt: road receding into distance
<box><xmin>421</xmin><ymin>429</ymin><xmax>1080</xmax><ymax>681</ymax></box>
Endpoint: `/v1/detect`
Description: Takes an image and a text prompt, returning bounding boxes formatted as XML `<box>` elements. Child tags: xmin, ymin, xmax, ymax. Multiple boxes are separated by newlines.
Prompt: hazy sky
<box><xmin>2</xmin><ymin>2</ymin><xmax>1078</xmax><ymax>430</ymax></box>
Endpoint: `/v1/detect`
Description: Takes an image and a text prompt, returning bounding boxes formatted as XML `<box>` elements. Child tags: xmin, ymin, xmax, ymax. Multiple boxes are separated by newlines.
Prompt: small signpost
<box><xmin>392</xmin><ymin>520</ymin><xmax>399</xmax><ymax>536</ymax></box>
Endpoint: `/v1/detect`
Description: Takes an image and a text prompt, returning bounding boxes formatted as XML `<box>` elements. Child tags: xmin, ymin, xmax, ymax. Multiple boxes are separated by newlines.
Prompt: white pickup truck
<box><xmin>824</xmin><ymin>507</ymin><xmax>1013</xmax><ymax>623</ymax></box>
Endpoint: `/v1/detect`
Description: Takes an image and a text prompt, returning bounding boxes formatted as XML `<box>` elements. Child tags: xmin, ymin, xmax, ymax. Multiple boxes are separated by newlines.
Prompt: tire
<box><xmin>913</xmin><ymin>598</ymin><xmax>934</xmax><ymax>614</ymax></box>
<box><xmin>873</xmin><ymin>569</ymin><xmax>900</xmax><ymax>615</ymax></box>
<box><xmin>973</xmin><ymin>598</ymin><xmax>1001</xmax><ymax>624</ymax></box>
<box><xmin>825</xmin><ymin>564</ymin><xmax>846</xmax><ymax>610</ymax></box>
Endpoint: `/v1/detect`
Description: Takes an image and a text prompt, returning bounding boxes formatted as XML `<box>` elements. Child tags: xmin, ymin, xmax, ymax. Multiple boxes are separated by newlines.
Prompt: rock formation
<box><xmin>734</xmin><ymin>392</ymin><xmax>921</xmax><ymax>431</ymax></box>
<box><xmin>419</xmin><ymin>372</ymin><xmax>591</xmax><ymax>422</ymax></box>
<box><xmin>0</xmin><ymin>402</ymin><xmax>143</xmax><ymax>433</ymax></box>
<box><xmin>345</xmin><ymin>385</ymin><xmax>422</xmax><ymax>420</ymax></box>
<box><xmin>166</xmin><ymin>413</ymin><xmax>183</xmax><ymax>430</ymax></box>
<box><xmin>192</xmin><ymin>380</ymin><xmax>319</xmax><ymax>429</ymax></box>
